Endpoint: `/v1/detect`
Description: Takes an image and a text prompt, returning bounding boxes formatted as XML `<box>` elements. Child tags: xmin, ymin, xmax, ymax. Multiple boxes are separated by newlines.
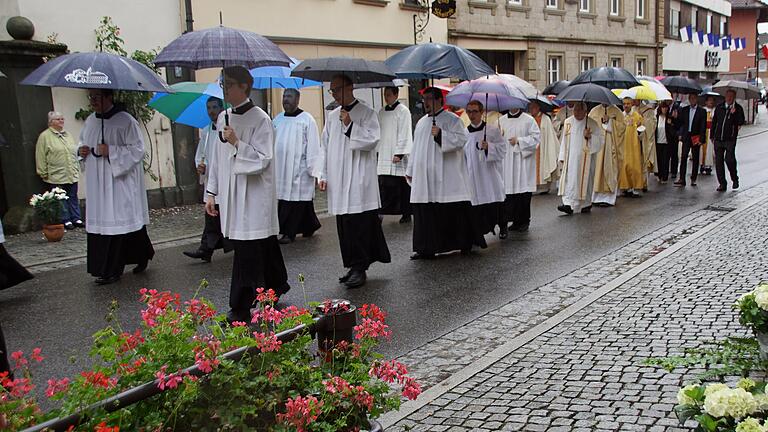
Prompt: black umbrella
<box><xmin>528</xmin><ymin>95</ymin><xmax>556</xmax><ymax>113</ymax></box>
<box><xmin>570</xmin><ymin>66</ymin><xmax>639</xmax><ymax>90</ymax></box>
<box><xmin>557</xmin><ymin>83</ymin><xmax>621</xmax><ymax>106</ymax></box>
<box><xmin>384</xmin><ymin>42</ymin><xmax>495</xmax><ymax>81</ymax></box>
<box><xmin>543</xmin><ymin>80</ymin><xmax>571</xmax><ymax>96</ymax></box>
<box><xmin>291</xmin><ymin>57</ymin><xmax>396</xmax><ymax>84</ymax></box>
<box><xmin>661</xmin><ymin>76</ymin><xmax>702</xmax><ymax>95</ymax></box>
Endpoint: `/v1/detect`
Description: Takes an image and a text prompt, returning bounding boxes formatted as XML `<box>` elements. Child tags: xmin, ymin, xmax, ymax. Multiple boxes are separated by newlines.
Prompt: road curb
<box><xmin>378</xmin><ymin>191</ymin><xmax>768</xmax><ymax>428</ymax></box>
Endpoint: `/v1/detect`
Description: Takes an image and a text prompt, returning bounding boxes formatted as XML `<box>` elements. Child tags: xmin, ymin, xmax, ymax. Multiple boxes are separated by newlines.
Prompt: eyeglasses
<box><xmin>466</xmin><ymin>109</ymin><xmax>481</xmax><ymax>114</ymax></box>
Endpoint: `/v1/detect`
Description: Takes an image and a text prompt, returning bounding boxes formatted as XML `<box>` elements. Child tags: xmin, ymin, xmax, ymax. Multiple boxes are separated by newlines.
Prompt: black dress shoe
<box><xmin>673</xmin><ymin>181</ymin><xmax>685</xmax><ymax>187</ymax></box>
<box><xmin>344</xmin><ymin>270</ymin><xmax>367</xmax><ymax>288</ymax></box>
<box><xmin>499</xmin><ymin>225</ymin><xmax>509</xmax><ymax>239</ymax></box>
<box><xmin>74</xmin><ymin>219</ymin><xmax>85</xmax><ymax>228</ymax></box>
<box><xmin>460</xmin><ymin>248</ymin><xmax>472</xmax><ymax>255</ymax></box>
<box><xmin>514</xmin><ymin>224</ymin><xmax>530</xmax><ymax>232</ymax></box>
<box><xmin>95</xmin><ymin>275</ymin><xmax>121</xmax><ymax>285</ymax></box>
<box><xmin>399</xmin><ymin>215</ymin><xmax>412</xmax><ymax>224</ymax></box>
<box><xmin>410</xmin><ymin>252</ymin><xmax>435</xmax><ymax>260</ymax></box>
<box><xmin>183</xmin><ymin>249</ymin><xmax>212</xmax><ymax>262</ymax></box>
<box><xmin>133</xmin><ymin>261</ymin><xmax>148</xmax><ymax>274</ymax></box>
<box><xmin>733</xmin><ymin>181</ymin><xmax>740</xmax><ymax>189</ymax></box>
<box><xmin>581</xmin><ymin>206</ymin><xmax>592</xmax><ymax>213</ymax></box>
<box><xmin>716</xmin><ymin>185</ymin><xmax>727</xmax><ymax>192</ymax></box>
<box><xmin>278</xmin><ymin>235</ymin><xmax>294</xmax><ymax>244</ymax></box>
<box><xmin>557</xmin><ymin>205</ymin><xmax>573</xmax><ymax>215</ymax></box>
<box><xmin>339</xmin><ymin>269</ymin><xmax>353</xmax><ymax>283</ymax></box>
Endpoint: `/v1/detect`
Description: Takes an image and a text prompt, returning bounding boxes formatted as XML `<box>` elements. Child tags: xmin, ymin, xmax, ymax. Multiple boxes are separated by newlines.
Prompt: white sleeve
<box><xmin>558</xmin><ymin>121</ymin><xmax>568</xmax><ymax>162</ymax></box>
<box><xmin>319</xmin><ymin>119</ymin><xmax>330</xmax><ymax>182</ymax></box>
<box><xmin>194</xmin><ymin>129</ymin><xmax>207</xmax><ymax>166</ymax></box>
<box><xmin>232</xmin><ymin>117</ymin><xmax>273</xmax><ymax>176</ymax></box>
<box><xmin>109</xmin><ymin>119</ymin><xmax>145</xmax><ymax>178</ymax></box>
<box><xmin>305</xmin><ymin>116</ymin><xmax>323</xmax><ymax>179</ymax></box>
<box><xmin>511</xmin><ymin>118</ymin><xmax>541</xmax><ymax>158</ymax></box>
<box><xmin>205</xmin><ymin>118</ymin><xmax>224</xmax><ymax>198</ymax></box>
<box><xmin>348</xmin><ymin>108</ymin><xmax>380</xmax><ymax>151</ymax></box>
<box><xmin>439</xmin><ymin>117</ymin><xmax>470</xmax><ymax>153</ymax></box>
<box><xmin>485</xmin><ymin>126</ymin><xmax>507</xmax><ymax>162</ymax></box>
<box><xmin>395</xmin><ymin>108</ymin><xmax>413</xmax><ymax>155</ymax></box>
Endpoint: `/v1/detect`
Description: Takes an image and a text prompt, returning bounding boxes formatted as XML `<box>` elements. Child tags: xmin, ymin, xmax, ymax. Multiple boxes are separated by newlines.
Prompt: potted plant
<box><xmin>0</xmin><ymin>282</ymin><xmax>420</xmax><ymax>430</ymax></box>
<box><xmin>736</xmin><ymin>282</ymin><xmax>768</xmax><ymax>360</ymax></box>
<box><xmin>673</xmin><ymin>380</ymin><xmax>768</xmax><ymax>432</ymax></box>
<box><xmin>28</xmin><ymin>187</ymin><xmax>69</xmax><ymax>242</ymax></box>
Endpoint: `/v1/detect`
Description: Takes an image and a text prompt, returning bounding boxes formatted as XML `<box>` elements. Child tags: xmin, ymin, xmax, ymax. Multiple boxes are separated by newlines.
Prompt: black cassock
<box><xmin>0</xmin><ymin>322</ymin><xmax>9</xmax><ymax>375</ymax></box>
<box><xmin>87</xmin><ymin>226</ymin><xmax>155</xmax><ymax>278</ymax></box>
<box><xmin>199</xmin><ymin>205</ymin><xmax>233</xmax><ymax>253</ymax></box>
<box><xmin>412</xmin><ymin>202</ymin><xmax>487</xmax><ymax>255</ymax></box>
<box><xmin>0</xmin><ymin>244</ymin><xmax>33</xmax><ymax>291</ymax></box>
<box><xmin>278</xmin><ymin>200</ymin><xmax>321</xmax><ymax>238</ymax></box>
<box><xmin>471</xmin><ymin>202</ymin><xmax>501</xmax><ymax>237</ymax></box>
<box><xmin>230</xmin><ymin>236</ymin><xmax>290</xmax><ymax>314</ymax></box>
<box><xmin>378</xmin><ymin>175</ymin><xmax>412</xmax><ymax>216</ymax></box>
<box><xmin>336</xmin><ymin>209</ymin><xmax>391</xmax><ymax>271</ymax></box>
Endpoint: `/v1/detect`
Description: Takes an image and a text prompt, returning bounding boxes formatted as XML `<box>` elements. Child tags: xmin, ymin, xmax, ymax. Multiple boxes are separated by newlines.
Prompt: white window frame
<box><xmin>546</xmin><ymin>0</ymin><xmax>558</xmax><ymax>8</ymax></box>
<box><xmin>636</xmin><ymin>0</ymin><xmax>645</xmax><ymax>19</ymax></box>
<box><xmin>720</xmin><ymin>19</ymin><xmax>727</xmax><ymax>35</ymax></box>
<box><xmin>669</xmin><ymin>7</ymin><xmax>680</xmax><ymax>38</ymax></box>
<box><xmin>691</xmin><ymin>7</ymin><xmax>697</xmax><ymax>29</ymax></box>
<box><xmin>548</xmin><ymin>56</ymin><xmax>562</xmax><ymax>85</ymax></box>
<box><xmin>508</xmin><ymin>0</ymin><xmax>523</xmax><ymax>4</ymax></box>
<box><xmin>706</xmin><ymin>14</ymin><xmax>712</xmax><ymax>33</ymax></box>
<box><xmin>610</xmin><ymin>0</ymin><xmax>620</xmax><ymax>15</ymax></box>
<box><xmin>636</xmin><ymin>58</ymin><xmax>646</xmax><ymax>76</ymax></box>
<box><xmin>581</xmin><ymin>56</ymin><xmax>594</xmax><ymax>72</ymax></box>
<box><xmin>611</xmin><ymin>57</ymin><xmax>622</xmax><ymax>68</ymax></box>
<box><xmin>580</xmin><ymin>0</ymin><xmax>590</xmax><ymax>12</ymax></box>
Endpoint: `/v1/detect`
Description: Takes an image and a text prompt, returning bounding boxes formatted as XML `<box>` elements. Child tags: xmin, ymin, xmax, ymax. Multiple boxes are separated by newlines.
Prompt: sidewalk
<box><xmin>4</xmin><ymin>191</ymin><xmax>328</xmax><ymax>273</ymax></box>
<box><xmin>380</xmin><ymin>180</ymin><xmax>768</xmax><ymax>430</ymax></box>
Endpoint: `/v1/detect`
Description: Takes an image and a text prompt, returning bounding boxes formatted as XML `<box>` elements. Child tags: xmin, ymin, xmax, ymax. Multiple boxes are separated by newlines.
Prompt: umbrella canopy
<box><xmin>712</xmin><ymin>80</ymin><xmax>761</xmax><ymax>99</ymax></box>
<box><xmin>613</xmin><ymin>80</ymin><xmax>672</xmax><ymax>101</ymax></box>
<box><xmin>496</xmin><ymin>73</ymin><xmax>539</xmax><ymax>98</ymax></box>
<box><xmin>21</xmin><ymin>52</ymin><xmax>171</xmax><ymax>92</ymax></box>
<box><xmin>148</xmin><ymin>82</ymin><xmax>224</xmax><ymax>128</ymax></box>
<box><xmin>570</xmin><ymin>66</ymin><xmax>639</xmax><ymax>89</ymax></box>
<box><xmin>290</xmin><ymin>57</ymin><xmax>396</xmax><ymax>84</ymax></box>
<box><xmin>542</xmin><ymin>80</ymin><xmax>571</xmax><ymax>96</ymax></box>
<box><xmin>557</xmin><ymin>83</ymin><xmax>621</xmax><ymax>105</ymax></box>
<box><xmin>154</xmin><ymin>26</ymin><xmax>291</xmax><ymax>69</ymax></box>
<box><xmin>384</xmin><ymin>42</ymin><xmax>495</xmax><ymax>80</ymax></box>
<box><xmin>445</xmin><ymin>76</ymin><xmax>529</xmax><ymax>112</ymax></box>
<box><xmin>636</xmin><ymin>75</ymin><xmax>664</xmax><ymax>85</ymax></box>
<box><xmin>660</xmin><ymin>76</ymin><xmax>702</xmax><ymax>95</ymax></box>
<box><xmin>529</xmin><ymin>95</ymin><xmax>556</xmax><ymax>113</ymax></box>
<box><xmin>354</xmin><ymin>79</ymin><xmax>409</xmax><ymax>89</ymax></box>
<box><xmin>249</xmin><ymin>57</ymin><xmax>322</xmax><ymax>89</ymax></box>
<box><xmin>637</xmin><ymin>79</ymin><xmax>672</xmax><ymax>101</ymax></box>
<box><xmin>0</xmin><ymin>70</ymin><xmax>5</xmax><ymax>78</ymax></box>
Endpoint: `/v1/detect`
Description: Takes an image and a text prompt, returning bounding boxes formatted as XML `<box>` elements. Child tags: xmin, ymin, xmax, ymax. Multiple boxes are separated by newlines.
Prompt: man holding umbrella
<box><xmin>205</xmin><ymin>66</ymin><xmax>290</xmax><ymax>322</ymax></box>
<box><xmin>711</xmin><ymin>89</ymin><xmax>745</xmax><ymax>191</ymax></box>
<box><xmin>319</xmin><ymin>74</ymin><xmax>391</xmax><ymax>288</ymax></box>
<box><xmin>78</xmin><ymin>89</ymin><xmax>155</xmax><ymax>285</ymax></box>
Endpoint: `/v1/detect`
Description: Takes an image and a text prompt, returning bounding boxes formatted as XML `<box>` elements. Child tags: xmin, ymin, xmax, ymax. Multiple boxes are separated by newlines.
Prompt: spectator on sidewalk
<box><xmin>655</xmin><ymin>102</ymin><xmax>678</xmax><ymax>183</ymax></box>
<box><xmin>183</xmin><ymin>97</ymin><xmax>232</xmax><ymax>262</ymax></box>
<box><xmin>0</xmin><ymin>219</ymin><xmax>34</xmax><ymax>376</ymax></box>
<box><xmin>674</xmin><ymin>94</ymin><xmax>707</xmax><ymax>187</ymax></box>
<box><xmin>712</xmin><ymin>89</ymin><xmax>746</xmax><ymax>191</ymax></box>
<box><xmin>78</xmin><ymin>89</ymin><xmax>155</xmax><ymax>286</ymax></box>
<box><xmin>35</xmin><ymin>111</ymin><xmax>83</xmax><ymax>230</ymax></box>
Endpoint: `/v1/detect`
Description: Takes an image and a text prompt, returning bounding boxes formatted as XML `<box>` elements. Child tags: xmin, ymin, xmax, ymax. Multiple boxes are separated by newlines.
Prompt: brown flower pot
<box><xmin>42</xmin><ymin>224</ymin><xmax>65</xmax><ymax>242</ymax></box>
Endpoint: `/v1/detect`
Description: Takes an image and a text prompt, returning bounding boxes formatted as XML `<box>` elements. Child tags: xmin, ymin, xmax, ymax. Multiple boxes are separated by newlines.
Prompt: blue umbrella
<box><xmin>148</xmin><ymin>82</ymin><xmax>224</xmax><ymax>129</ymax></box>
<box><xmin>250</xmin><ymin>57</ymin><xmax>322</xmax><ymax>89</ymax></box>
<box><xmin>384</xmin><ymin>43</ymin><xmax>495</xmax><ymax>81</ymax></box>
<box><xmin>154</xmin><ymin>25</ymin><xmax>291</xmax><ymax>70</ymax></box>
<box><xmin>20</xmin><ymin>51</ymin><xmax>171</xmax><ymax>92</ymax></box>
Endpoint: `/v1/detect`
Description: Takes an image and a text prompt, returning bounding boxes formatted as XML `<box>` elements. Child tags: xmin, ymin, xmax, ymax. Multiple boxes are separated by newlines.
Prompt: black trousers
<box><xmin>200</xmin><ymin>205</ymin><xmax>232</xmax><ymax>253</ymax></box>
<box><xmin>378</xmin><ymin>175</ymin><xmax>412</xmax><ymax>216</ymax></box>
<box><xmin>278</xmin><ymin>200</ymin><xmax>321</xmax><ymax>238</ymax></box>
<box><xmin>86</xmin><ymin>226</ymin><xmax>155</xmax><ymax>278</ymax></box>
<box><xmin>230</xmin><ymin>236</ymin><xmax>289</xmax><ymax>314</ymax></box>
<box><xmin>0</xmin><ymin>322</ymin><xmax>9</xmax><ymax>375</ymax></box>
<box><xmin>501</xmin><ymin>193</ymin><xmax>533</xmax><ymax>228</ymax></box>
<box><xmin>655</xmin><ymin>143</ymin><xmax>670</xmax><ymax>181</ymax></box>
<box><xmin>714</xmin><ymin>140</ymin><xmax>739</xmax><ymax>187</ymax></box>
<box><xmin>679</xmin><ymin>139</ymin><xmax>700</xmax><ymax>182</ymax></box>
<box><xmin>336</xmin><ymin>210</ymin><xmax>391</xmax><ymax>271</ymax></box>
<box><xmin>669</xmin><ymin>140</ymin><xmax>679</xmax><ymax>177</ymax></box>
<box><xmin>412</xmin><ymin>202</ymin><xmax>487</xmax><ymax>255</ymax></box>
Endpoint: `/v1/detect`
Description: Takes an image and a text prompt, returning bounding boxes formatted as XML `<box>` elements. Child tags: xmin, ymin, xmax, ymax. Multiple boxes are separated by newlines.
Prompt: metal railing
<box><xmin>22</xmin><ymin>301</ymin><xmax>358</xmax><ymax>432</ymax></box>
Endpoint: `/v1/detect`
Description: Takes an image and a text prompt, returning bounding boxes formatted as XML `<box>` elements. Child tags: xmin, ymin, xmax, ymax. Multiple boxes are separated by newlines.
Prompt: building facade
<box><xmin>727</xmin><ymin>0</ymin><xmax>768</xmax><ymax>79</ymax></box>
<box><xmin>662</xmin><ymin>0</ymin><xmax>731</xmax><ymax>79</ymax></box>
<box><xmin>449</xmin><ymin>0</ymin><xmax>661</xmax><ymax>89</ymax></box>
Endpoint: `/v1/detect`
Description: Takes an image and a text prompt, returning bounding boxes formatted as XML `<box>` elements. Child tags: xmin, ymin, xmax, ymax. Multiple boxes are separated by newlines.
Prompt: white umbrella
<box><xmin>712</xmin><ymin>80</ymin><xmax>760</xmax><ymax>100</ymax></box>
<box><xmin>496</xmin><ymin>73</ymin><xmax>538</xmax><ymax>99</ymax></box>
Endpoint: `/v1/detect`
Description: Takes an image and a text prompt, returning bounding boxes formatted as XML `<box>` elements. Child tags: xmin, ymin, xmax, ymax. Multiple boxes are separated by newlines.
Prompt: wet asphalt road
<box><xmin>2</xmin><ymin>128</ymin><xmax>768</xmax><ymax>383</ymax></box>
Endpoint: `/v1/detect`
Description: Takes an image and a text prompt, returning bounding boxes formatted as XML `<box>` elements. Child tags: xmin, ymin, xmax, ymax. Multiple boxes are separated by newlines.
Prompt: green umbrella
<box><xmin>148</xmin><ymin>81</ymin><xmax>225</xmax><ymax>128</ymax></box>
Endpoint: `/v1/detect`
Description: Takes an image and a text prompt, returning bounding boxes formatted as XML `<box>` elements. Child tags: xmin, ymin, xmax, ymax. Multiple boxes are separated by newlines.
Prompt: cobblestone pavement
<box><xmin>383</xmin><ymin>184</ymin><xmax>768</xmax><ymax>430</ymax></box>
<box><xmin>3</xmin><ymin>191</ymin><xmax>328</xmax><ymax>273</ymax></box>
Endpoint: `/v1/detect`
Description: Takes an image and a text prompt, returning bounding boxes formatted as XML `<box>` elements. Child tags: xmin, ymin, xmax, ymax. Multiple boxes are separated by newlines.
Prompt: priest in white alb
<box><xmin>528</xmin><ymin>100</ymin><xmax>560</xmax><ymax>194</ymax></box>
<box><xmin>377</xmin><ymin>86</ymin><xmax>413</xmax><ymax>224</ymax></box>
<box><xmin>498</xmin><ymin>106</ymin><xmax>540</xmax><ymax>237</ymax></box>
<box><xmin>407</xmin><ymin>87</ymin><xmax>484</xmax><ymax>260</ymax></box>
<box><xmin>557</xmin><ymin>102</ymin><xmax>605</xmax><ymax>215</ymax></box>
<box><xmin>205</xmin><ymin>67</ymin><xmax>290</xmax><ymax>323</ymax></box>
<box><xmin>77</xmin><ymin>89</ymin><xmax>155</xmax><ymax>286</ymax></box>
<box><xmin>273</xmin><ymin>89</ymin><xmax>322</xmax><ymax>244</ymax></box>
<box><xmin>463</xmin><ymin>100</ymin><xmax>507</xmax><ymax>237</ymax></box>
<box><xmin>319</xmin><ymin>74</ymin><xmax>391</xmax><ymax>289</ymax></box>
<box><xmin>590</xmin><ymin>103</ymin><xmax>625</xmax><ymax>207</ymax></box>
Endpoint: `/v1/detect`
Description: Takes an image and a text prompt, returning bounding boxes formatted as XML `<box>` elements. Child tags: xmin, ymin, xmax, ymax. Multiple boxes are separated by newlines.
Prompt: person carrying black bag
<box><xmin>711</xmin><ymin>89</ymin><xmax>746</xmax><ymax>191</ymax></box>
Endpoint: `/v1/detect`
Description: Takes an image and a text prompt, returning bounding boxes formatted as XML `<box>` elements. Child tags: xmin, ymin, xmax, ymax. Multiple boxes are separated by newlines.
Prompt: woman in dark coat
<box><xmin>655</xmin><ymin>102</ymin><xmax>680</xmax><ymax>183</ymax></box>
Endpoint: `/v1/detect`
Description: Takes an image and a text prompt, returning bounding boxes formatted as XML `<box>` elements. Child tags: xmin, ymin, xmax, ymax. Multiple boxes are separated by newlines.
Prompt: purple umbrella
<box><xmin>447</xmin><ymin>76</ymin><xmax>529</xmax><ymax>142</ymax></box>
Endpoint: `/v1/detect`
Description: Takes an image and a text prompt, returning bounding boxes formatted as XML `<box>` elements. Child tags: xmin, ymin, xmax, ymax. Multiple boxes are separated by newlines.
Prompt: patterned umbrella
<box><xmin>154</xmin><ymin>26</ymin><xmax>291</xmax><ymax>69</ymax></box>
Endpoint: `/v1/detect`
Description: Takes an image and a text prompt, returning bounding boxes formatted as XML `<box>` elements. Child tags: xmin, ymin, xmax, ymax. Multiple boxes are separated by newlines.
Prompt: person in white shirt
<box><xmin>407</xmin><ymin>87</ymin><xmax>484</xmax><ymax>259</ymax></box>
<box><xmin>273</xmin><ymin>89</ymin><xmax>322</xmax><ymax>244</ymax></box>
<box><xmin>498</xmin><ymin>107</ymin><xmax>541</xmax><ymax>236</ymax></box>
<box><xmin>463</xmin><ymin>100</ymin><xmax>506</xmax><ymax>237</ymax></box>
<box><xmin>205</xmin><ymin>66</ymin><xmax>290</xmax><ymax>323</ymax></box>
<box><xmin>377</xmin><ymin>86</ymin><xmax>413</xmax><ymax>224</ymax></box>
<box><xmin>183</xmin><ymin>97</ymin><xmax>232</xmax><ymax>262</ymax></box>
<box><xmin>77</xmin><ymin>89</ymin><xmax>155</xmax><ymax>285</ymax></box>
<box><xmin>318</xmin><ymin>74</ymin><xmax>391</xmax><ymax>288</ymax></box>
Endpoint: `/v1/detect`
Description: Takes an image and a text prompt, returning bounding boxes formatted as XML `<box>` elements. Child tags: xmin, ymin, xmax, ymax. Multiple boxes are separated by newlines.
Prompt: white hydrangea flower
<box><xmin>739</xmin><ymin>378</ymin><xmax>757</xmax><ymax>391</ymax></box>
<box><xmin>704</xmin><ymin>387</ymin><xmax>759</xmax><ymax>419</ymax></box>
<box><xmin>705</xmin><ymin>383</ymin><xmax>730</xmax><ymax>396</ymax></box>
<box><xmin>754</xmin><ymin>393</ymin><xmax>768</xmax><ymax>411</ymax></box>
<box><xmin>42</xmin><ymin>191</ymin><xmax>53</xmax><ymax>200</ymax></box>
<box><xmin>677</xmin><ymin>384</ymin><xmax>701</xmax><ymax>406</ymax></box>
<box><xmin>736</xmin><ymin>417</ymin><xmax>767</xmax><ymax>432</ymax></box>
<box><xmin>755</xmin><ymin>285</ymin><xmax>768</xmax><ymax>311</ymax></box>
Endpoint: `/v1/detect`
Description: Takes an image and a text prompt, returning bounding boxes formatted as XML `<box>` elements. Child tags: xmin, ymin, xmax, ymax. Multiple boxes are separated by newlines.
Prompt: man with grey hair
<box><xmin>557</xmin><ymin>102</ymin><xmax>604</xmax><ymax>215</ymax></box>
<box><xmin>711</xmin><ymin>88</ymin><xmax>746</xmax><ymax>191</ymax></box>
<box><xmin>273</xmin><ymin>88</ymin><xmax>322</xmax><ymax>243</ymax></box>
